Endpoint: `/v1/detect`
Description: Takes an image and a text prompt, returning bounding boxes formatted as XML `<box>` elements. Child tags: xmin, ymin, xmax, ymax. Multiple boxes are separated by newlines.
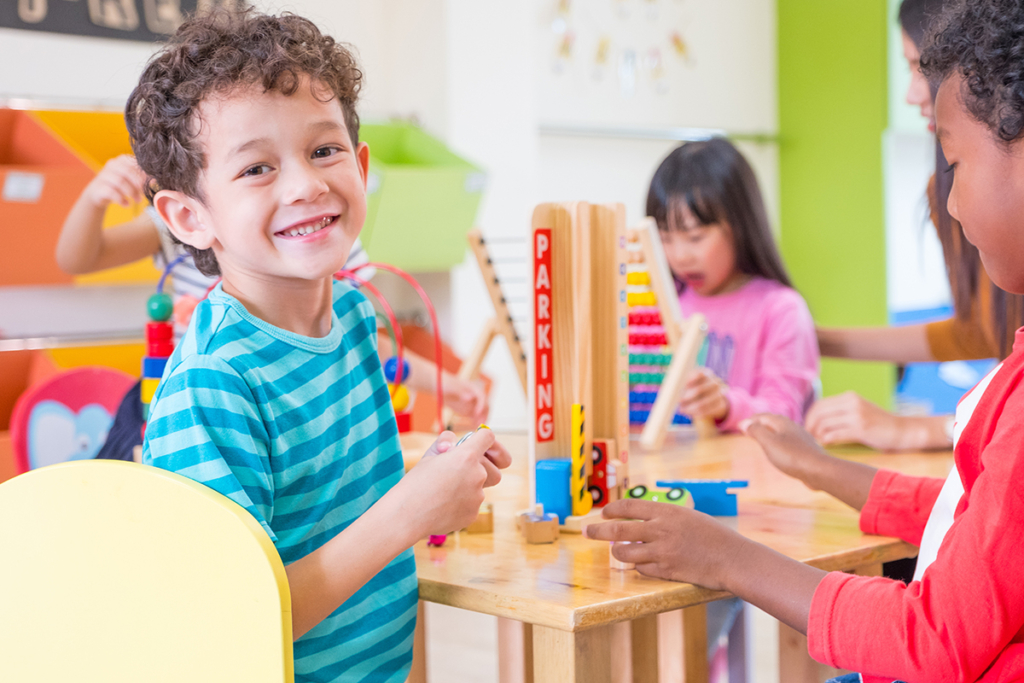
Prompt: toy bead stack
<box><xmin>141</xmin><ymin>291</ymin><xmax>175</xmax><ymax>426</ymax></box>
<box><xmin>530</xmin><ymin>202</ymin><xmax>630</xmax><ymax>533</ymax></box>
<box><xmin>625</xmin><ymin>218</ymin><xmax>689</xmax><ymax>428</ymax></box>
<box><xmin>383</xmin><ymin>356</ymin><xmax>413</xmax><ymax>434</ymax></box>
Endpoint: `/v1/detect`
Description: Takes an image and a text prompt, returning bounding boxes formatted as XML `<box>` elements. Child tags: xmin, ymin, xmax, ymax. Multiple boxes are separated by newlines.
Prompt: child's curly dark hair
<box><xmin>920</xmin><ymin>0</ymin><xmax>1024</xmax><ymax>143</ymax></box>
<box><xmin>125</xmin><ymin>9</ymin><xmax>363</xmax><ymax>276</ymax></box>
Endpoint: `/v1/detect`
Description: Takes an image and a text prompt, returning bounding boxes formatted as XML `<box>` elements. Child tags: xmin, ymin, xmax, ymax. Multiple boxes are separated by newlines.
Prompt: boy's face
<box><xmin>159</xmin><ymin>77</ymin><xmax>368</xmax><ymax>288</ymax></box>
<box><xmin>936</xmin><ymin>76</ymin><xmax>1024</xmax><ymax>294</ymax></box>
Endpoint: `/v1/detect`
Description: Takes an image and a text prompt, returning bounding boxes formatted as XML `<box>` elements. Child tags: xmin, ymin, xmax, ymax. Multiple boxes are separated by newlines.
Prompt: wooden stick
<box><xmin>639</xmin><ymin>313</ymin><xmax>707</xmax><ymax>450</ymax></box>
<box><xmin>634</xmin><ymin>217</ymin><xmax>683</xmax><ymax>348</ymax></box>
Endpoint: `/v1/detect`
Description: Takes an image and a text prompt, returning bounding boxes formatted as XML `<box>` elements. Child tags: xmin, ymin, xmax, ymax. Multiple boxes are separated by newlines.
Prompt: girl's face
<box><xmin>658</xmin><ymin>207</ymin><xmax>742</xmax><ymax>296</ymax></box>
<box><xmin>902</xmin><ymin>29</ymin><xmax>935</xmax><ymax>132</ymax></box>
<box><xmin>936</xmin><ymin>76</ymin><xmax>1024</xmax><ymax>294</ymax></box>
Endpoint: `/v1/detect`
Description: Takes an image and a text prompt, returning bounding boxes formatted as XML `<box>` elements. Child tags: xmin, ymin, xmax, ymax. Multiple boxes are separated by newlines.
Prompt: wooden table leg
<box><xmin>498</xmin><ymin>618</ymin><xmax>533</xmax><ymax>683</ymax></box>
<box><xmin>656</xmin><ymin>606</ymin><xmax>708</xmax><ymax>683</ymax></box>
<box><xmin>409</xmin><ymin>600</ymin><xmax>428</xmax><ymax>683</ymax></box>
<box><xmin>532</xmin><ymin>625</ymin><xmax>612</xmax><ymax>683</ymax></box>
<box><xmin>631</xmin><ymin>615</ymin><xmax>659</xmax><ymax>682</ymax></box>
<box><xmin>610</xmin><ymin>621</ymin><xmax>632</xmax><ymax>683</ymax></box>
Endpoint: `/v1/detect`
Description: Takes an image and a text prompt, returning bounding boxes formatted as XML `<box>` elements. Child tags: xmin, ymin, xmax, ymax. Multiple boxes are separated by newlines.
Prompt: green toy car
<box><xmin>626</xmin><ymin>484</ymin><xmax>694</xmax><ymax>508</ymax></box>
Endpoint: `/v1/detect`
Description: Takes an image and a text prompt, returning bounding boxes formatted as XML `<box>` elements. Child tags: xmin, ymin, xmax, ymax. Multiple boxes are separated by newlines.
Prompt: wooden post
<box><xmin>631</xmin><ymin>615</ymin><xmax>660</xmax><ymax>682</ymax></box>
<box><xmin>640</xmin><ymin>314</ymin><xmax>708</xmax><ymax>450</ymax></box>
<box><xmin>533</xmin><ymin>626</ymin><xmax>611</xmax><ymax>683</ymax></box>
<box><xmin>634</xmin><ymin>217</ymin><xmax>684</xmax><ymax>348</ymax></box>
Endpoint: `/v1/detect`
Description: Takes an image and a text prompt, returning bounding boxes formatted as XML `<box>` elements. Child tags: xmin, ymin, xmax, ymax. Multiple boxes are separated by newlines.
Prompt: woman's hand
<box><xmin>678</xmin><ymin>368</ymin><xmax>729</xmax><ymax>422</ymax></box>
<box><xmin>804</xmin><ymin>391</ymin><xmax>951</xmax><ymax>451</ymax></box>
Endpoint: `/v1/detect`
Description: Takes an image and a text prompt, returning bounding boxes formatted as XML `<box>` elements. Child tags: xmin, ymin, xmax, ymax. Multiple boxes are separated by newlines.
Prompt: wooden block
<box><xmin>589</xmin><ymin>438</ymin><xmax>614</xmax><ymax>507</ymax></box>
<box><xmin>560</xmin><ymin>509</ymin><xmax>603</xmax><ymax>533</ymax></box>
<box><xmin>609</xmin><ymin>542</ymin><xmax>635</xmax><ymax>570</ymax></box>
<box><xmin>570</xmin><ymin>404</ymin><xmax>592</xmax><ymax>516</ymax></box>
<box><xmin>464</xmin><ymin>502</ymin><xmax>494</xmax><ymax>534</ymax></box>
<box><xmin>521</xmin><ymin>504</ymin><xmax>559</xmax><ymax>544</ymax></box>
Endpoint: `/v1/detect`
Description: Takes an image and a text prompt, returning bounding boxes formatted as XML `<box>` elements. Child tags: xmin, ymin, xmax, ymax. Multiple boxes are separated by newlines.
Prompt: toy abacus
<box><xmin>139</xmin><ymin>255</ymin><xmax>186</xmax><ymax>430</ymax></box>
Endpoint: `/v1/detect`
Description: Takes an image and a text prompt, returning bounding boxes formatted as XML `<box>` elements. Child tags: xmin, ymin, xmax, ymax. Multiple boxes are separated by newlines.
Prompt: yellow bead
<box><xmin>389</xmin><ymin>383</ymin><xmax>410</xmax><ymax>412</ymax></box>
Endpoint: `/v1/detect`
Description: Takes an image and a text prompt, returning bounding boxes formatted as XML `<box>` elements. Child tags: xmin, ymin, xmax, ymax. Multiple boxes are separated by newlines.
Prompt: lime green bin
<box><xmin>358</xmin><ymin>122</ymin><xmax>486</xmax><ymax>271</ymax></box>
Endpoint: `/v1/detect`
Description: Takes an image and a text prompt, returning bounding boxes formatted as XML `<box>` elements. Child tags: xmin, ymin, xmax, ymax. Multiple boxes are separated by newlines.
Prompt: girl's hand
<box><xmin>805</xmin><ymin>391</ymin><xmax>907</xmax><ymax>449</ymax></box>
<box><xmin>741</xmin><ymin>413</ymin><xmax>830</xmax><ymax>482</ymax></box>
<box><xmin>443</xmin><ymin>374</ymin><xmax>489</xmax><ymax>425</ymax></box>
<box><xmin>678</xmin><ymin>368</ymin><xmax>729</xmax><ymax>422</ymax></box>
<box><xmin>584</xmin><ymin>499</ymin><xmax>748</xmax><ymax>591</ymax></box>
<box><xmin>399</xmin><ymin>429</ymin><xmax>511</xmax><ymax>538</ymax></box>
<box><xmin>82</xmin><ymin>155</ymin><xmax>148</xmax><ymax>209</ymax></box>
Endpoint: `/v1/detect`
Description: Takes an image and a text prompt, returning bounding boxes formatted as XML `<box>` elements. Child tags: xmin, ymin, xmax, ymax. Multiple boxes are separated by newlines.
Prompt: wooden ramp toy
<box><xmin>0</xmin><ymin>460</ymin><xmax>293</xmax><ymax>682</ymax></box>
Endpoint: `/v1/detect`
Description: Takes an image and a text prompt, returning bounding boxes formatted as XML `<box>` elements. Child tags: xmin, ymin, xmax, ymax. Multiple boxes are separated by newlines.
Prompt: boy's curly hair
<box><xmin>125</xmin><ymin>9</ymin><xmax>363</xmax><ymax>276</ymax></box>
<box><xmin>920</xmin><ymin>0</ymin><xmax>1024</xmax><ymax>143</ymax></box>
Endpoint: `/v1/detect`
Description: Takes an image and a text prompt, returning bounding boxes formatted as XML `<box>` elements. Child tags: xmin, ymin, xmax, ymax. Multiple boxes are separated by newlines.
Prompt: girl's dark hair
<box><xmin>646</xmin><ymin>137</ymin><xmax>793</xmax><ymax>292</ymax></box>
<box><xmin>915</xmin><ymin>0</ymin><xmax>1024</xmax><ymax>357</ymax></box>
<box><xmin>125</xmin><ymin>8</ymin><xmax>363</xmax><ymax>276</ymax></box>
<box><xmin>898</xmin><ymin>0</ymin><xmax>949</xmax><ymax>49</ymax></box>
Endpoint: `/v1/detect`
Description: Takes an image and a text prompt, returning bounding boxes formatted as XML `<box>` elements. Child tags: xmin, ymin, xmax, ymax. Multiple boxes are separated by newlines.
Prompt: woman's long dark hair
<box><xmin>646</xmin><ymin>137</ymin><xmax>793</xmax><ymax>293</ymax></box>
<box><xmin>903</xmin><ymin>0</ymin><xmax>1024</xmax><ymax>357</ymax></box>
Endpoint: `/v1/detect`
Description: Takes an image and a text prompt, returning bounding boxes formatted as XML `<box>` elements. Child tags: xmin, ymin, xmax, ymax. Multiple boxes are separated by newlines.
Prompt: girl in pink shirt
<box><xmin>647</xmin><ymin>138</ymin><xmax>818</xmax><ymax>431</ymax></box>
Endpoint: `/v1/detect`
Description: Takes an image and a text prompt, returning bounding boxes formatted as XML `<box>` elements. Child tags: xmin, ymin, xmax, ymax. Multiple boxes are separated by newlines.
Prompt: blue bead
<box><xmin>384</xmin><ymin>357</ymin><xmax>411</xmax><ymax>383</ymax></box>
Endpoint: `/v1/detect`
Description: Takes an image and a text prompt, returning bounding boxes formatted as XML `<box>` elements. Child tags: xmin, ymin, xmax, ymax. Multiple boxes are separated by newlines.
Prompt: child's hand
<box><xmin>584</xmin><ymin>499</ymin><xmax>747</xmax><ymax>591</ymax></box>
<box><xmin>399</xmin><ymin>429</ymin><xmax>511</xmax><ymax>538</ymax></box>
<box><xmin>83</xmin><ymin>155</ymin><xmax>147</xmax><ymax>209</ymax></box>
<box><xmin>805</xmin><ymin>391</ymin><xmax>904</xmax><ymax>449</ymax></box>
<box><xmin>678</xmin><ymin>368</ymin><xmax>729</xmax><ymax>421</ymax></box>
<box><xmin>443</xmin><ymin>374</ymin><xmax>489</xmax><ymax>425</ymax></box>
<box><xmin>741</xmin><ymin>413</ymin><xmax>830</xmax><ymax>482</ymax></box>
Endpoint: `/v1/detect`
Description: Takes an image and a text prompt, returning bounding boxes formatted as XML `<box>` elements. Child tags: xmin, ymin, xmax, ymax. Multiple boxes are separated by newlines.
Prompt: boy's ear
<box><xmin>356</xmin><ymin>142</ymin><xmax>370</xmax><ymax>191</ymax></box>
<box><xmin>153</xmin><ymin>190</ymin><xmax>215</xmax><ymax>250</ymax></box>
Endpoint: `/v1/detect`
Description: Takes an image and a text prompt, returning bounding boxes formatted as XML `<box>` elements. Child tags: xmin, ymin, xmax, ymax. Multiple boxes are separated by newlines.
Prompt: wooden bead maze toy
<box><xmin>529</xmin><ymin>202</ymin><xmax>630</xmax><ymax>529</ymax></box>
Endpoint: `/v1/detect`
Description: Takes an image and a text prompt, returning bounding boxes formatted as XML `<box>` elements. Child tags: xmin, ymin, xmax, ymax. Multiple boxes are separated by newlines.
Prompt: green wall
<box><xmin>778</xmin><ymin>0</ymin><xmax>894</xmax><ymax>406</ymax></box>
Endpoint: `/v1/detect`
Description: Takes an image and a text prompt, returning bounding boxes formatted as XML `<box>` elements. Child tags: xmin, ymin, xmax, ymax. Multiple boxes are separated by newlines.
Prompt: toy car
<box><xmin>626</xmin><ymin>484</ymin><xmax>694</xmax><ymax>507</ymax></box>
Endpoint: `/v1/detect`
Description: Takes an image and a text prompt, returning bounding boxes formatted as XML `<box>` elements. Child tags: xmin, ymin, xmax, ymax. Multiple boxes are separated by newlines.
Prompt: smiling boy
<box><xmin>130</xmin><ymin>11</ymin><xmax>510</xmax><ymax>682</ymax></box>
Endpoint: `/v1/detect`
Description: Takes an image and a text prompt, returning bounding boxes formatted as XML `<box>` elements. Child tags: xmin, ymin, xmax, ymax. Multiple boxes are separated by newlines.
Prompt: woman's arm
<box><xmin>816</xmin><ymin>324</ymin><xmax>935</xmax><ymax>363</ymax></box>
<box><xmin>55</xmin><ymin>155</ymin><xmax>161</xmax><ymax>274</ymax></box>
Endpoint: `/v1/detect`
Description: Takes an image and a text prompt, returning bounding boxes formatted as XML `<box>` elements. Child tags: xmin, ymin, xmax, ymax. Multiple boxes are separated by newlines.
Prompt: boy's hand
<box><xmin>83</xmin><ymin>155</ymin><xmax>147</xmax><ymax>209</ymax></box>
<box><xmin>443</xmin><ymin>374</ymin><xmax>489</xmax><ymax>425</ymax></box>
<box><xmin>400</xmin><ymin>429</ymin><xmax>511</xmax><ymax>538</ymax></box>
<box><xmin>741</xmin><ymin>414</ymin><xmax>830</xmax><ymax>483</ymax></box>
<box><xmin>584</xmin><ymin>499</ymin><xmax>747</xmax><ymax>591</ymax></box>
<box><xmin>678</xmin><ymin>368</ymin><xmax>729</xmax><ymax>421</ymax></box>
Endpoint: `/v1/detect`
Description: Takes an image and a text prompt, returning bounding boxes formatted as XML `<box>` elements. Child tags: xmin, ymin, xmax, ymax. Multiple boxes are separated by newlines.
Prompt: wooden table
<box><xmin>404</xmin><ymin>431</ymin><xmax>954</xmax><ymax>683</ymax></box>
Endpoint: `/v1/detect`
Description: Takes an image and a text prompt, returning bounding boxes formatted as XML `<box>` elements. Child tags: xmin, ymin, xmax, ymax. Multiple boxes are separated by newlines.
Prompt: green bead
<box><xmin>147</xmin><ymin>293</ymin><xmax>173</xmax><ymax>322</ymax></box>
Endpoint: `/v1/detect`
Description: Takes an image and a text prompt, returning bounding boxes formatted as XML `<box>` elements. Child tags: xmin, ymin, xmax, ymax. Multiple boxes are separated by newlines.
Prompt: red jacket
<box><xmin>807</xmin><ymin>330</ymin><xmax>1024</xmax><ymax>683</ymax></box>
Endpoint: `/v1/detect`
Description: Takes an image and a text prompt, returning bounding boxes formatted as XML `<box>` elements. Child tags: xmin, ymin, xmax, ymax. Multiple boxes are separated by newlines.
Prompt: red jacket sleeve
<box><xmin>859</xmin><ymin>469</ymin><xmax>945</xmax><ymax>546</ymax></box>
<box><xmin>807</xmin><ymin>387</ymin><xmax>1024</xmax><ymax>682</ymax></box>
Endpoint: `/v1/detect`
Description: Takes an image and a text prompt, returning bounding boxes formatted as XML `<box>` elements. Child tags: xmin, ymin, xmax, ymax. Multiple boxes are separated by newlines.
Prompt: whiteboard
<box><xmin>535</xmin><ymin>0</ymin><xmax>776</xmax><ymax>134</ymax></box>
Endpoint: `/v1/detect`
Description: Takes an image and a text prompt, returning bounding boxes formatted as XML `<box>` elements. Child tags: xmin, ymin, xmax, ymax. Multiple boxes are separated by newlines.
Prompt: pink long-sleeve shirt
<box><xmin>678</xmin><ymin>277</ymin><xmax>818</xmax><ymax>431</ymax></box>
<box><xmin>808</xmin><ymin>329</ymin><xmax>1024</xmax><ymax>682</ymax></box>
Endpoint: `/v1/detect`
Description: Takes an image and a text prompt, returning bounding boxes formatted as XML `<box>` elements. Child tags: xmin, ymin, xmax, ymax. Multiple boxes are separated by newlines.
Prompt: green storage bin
<box><xmin>359</xmin><ymin>122</ymin><xmax>486</xmax><ymax>271</ymax></box>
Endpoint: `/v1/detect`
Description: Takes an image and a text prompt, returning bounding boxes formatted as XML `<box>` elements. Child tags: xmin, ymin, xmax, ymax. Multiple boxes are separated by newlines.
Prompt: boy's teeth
<box><xmin>282</xmin><ymin>216</ymin><xmax>331</xmax><ymax>237</ymax></box>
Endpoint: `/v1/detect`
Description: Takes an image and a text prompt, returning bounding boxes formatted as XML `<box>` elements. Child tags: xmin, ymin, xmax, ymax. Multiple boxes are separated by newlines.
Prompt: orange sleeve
<box><xmin>925</xmin><ymin>317</ymin><xmax>997</xmax><ymax>361</ymax></box>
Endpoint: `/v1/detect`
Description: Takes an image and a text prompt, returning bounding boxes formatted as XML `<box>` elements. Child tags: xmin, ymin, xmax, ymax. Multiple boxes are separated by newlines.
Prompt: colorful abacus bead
<box><xmin>384</xmin><ymin>356</ymin><xmax>411</xmax><ymax>383</ymax></box>
<box><xmin>388</xmin><ymin>383</ymin><xmax>410</xmax><ymax>412</ymax></box>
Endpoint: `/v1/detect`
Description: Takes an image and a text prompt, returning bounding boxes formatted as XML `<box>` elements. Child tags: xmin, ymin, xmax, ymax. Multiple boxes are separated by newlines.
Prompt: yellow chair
<box><xmin>0</xmin><ymin>460</ymin><xmax>293</xmax><ymax>682</ymax></box>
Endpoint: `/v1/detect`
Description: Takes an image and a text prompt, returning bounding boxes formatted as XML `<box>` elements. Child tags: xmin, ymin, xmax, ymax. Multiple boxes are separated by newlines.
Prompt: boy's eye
<box><xmin>313</xmin><ymin>146</ymin><xmax>341</xmax><ymax>159</ymax></box>
<box><xmin>241</xmin><ymin>164</ymin><xmax>272</xmax><ymax>177</ymax></box>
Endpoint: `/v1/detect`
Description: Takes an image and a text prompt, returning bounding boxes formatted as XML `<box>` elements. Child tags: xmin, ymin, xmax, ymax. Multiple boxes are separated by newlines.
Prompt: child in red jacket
<box><xmin>586</xmin><ymin>1</ymin><xmax>1024</xmax><ymax>680</ymax></box>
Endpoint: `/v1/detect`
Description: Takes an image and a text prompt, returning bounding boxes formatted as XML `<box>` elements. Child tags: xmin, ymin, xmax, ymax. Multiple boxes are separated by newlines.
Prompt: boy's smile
<box><xmin>155</xmin><ymin>76</ymin><xmax>369</xmax><ymax>336</ymax></box>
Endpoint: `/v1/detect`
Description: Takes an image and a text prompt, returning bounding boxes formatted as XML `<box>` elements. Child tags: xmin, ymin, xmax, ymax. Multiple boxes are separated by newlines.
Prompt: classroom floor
<box><xmin>422</xmin><ymin>601</ymin><xmax>782</xmax><ymax>683</ymax></box>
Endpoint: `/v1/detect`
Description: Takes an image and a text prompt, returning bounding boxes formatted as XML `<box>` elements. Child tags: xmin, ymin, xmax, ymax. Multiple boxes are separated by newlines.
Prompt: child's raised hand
<box><xmin>83</xmin><ymin>155</ymin><xmax>147</xmax><ymax>209</ymax></box>
<box><xmin>584</xmin><ymin>499</ymin><xmax>747</xmax><ymax>591</ymax></box>
<box><xmin>741</xmin><ymin>413</ymin><xmax>829</xmax><ymax>482</ymax></box>
<box><xmin>399</xmin><ymin>428</ymin><xmax>511</xmax><ymax>538</ymax></box>
<box><xmin>678</xmin><ymin>368</ymin><xmax>729</xmax><ymax>421</ymax></box>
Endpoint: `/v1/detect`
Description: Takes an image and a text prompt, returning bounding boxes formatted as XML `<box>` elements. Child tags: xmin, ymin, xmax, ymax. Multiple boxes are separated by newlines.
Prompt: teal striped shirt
<box><xmin>143</xmin><ymin>280</ymin><xmax>417</xmax><ymax>682</ymax></box>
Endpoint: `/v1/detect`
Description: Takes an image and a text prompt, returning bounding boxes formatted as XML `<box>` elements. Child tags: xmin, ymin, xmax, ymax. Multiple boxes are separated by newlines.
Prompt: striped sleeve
<box><xmin>142</xmin><ymin>354</ymin><xmax>276</xmax><ymax>541</ymax></box>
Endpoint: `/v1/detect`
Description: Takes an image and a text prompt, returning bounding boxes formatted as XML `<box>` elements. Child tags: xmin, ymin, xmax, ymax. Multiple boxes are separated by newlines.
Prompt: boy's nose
<box><xmin>281</xmin><ymin>163</ymin><xmax>329</xmax><ymax>204</ymax></box>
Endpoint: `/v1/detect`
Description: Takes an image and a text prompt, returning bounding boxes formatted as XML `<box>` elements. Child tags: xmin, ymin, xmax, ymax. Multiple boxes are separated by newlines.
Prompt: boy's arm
<box><xmin>55</xmin><ymin>155</ymin><xmax>161</xmax><ymax>274</ymax></box>
<box><xmin>285</xmin><ymin>428</ymin><xmax>509</xmax><ymax>638</ymax></box>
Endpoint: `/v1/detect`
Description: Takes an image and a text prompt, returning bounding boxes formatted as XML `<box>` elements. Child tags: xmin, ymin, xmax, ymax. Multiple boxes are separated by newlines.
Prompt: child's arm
<box><xmin>55</xmin><ymin>155</ymin><xmax>161</xmax><ymax>274</ymax></box>
<box><xmin>285</xmin><ymin>428</ymin><xmax>510</xmax><ymax>638</ymax></box>
<box><xmin>681</xmin><ymin>293</ymin><xmax>818</xmax><ymax>430</ymax></box>
<box><xmin>806</xmin><ymin>391</ymin><xmax>953</xmax><ymax>450</ymax></box>
<box><xmin>378</xmin><ymin>336</ymin><xmax>489</xmax><ymax>424</ymax></box>
<box><xmin>816</xmin><ymin>324</ymin><xmax>934</xmax><ymax>363</ymax></box>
